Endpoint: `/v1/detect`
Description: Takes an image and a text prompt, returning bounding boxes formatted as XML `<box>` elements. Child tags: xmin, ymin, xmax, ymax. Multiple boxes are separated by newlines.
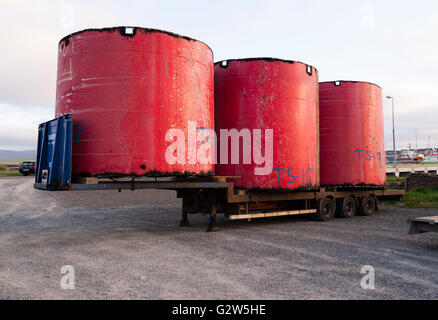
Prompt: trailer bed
<box><xmin>34</xmin><ymin>115</ymin><xmax>406</xmax><ymax>231</ymax></box>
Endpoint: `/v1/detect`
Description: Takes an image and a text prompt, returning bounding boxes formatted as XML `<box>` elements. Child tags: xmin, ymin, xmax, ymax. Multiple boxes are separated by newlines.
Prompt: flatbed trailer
<box><xmin>34</xmin><ymin>115</ymin><xmax>405</xmax><ymax>231</ymax></box>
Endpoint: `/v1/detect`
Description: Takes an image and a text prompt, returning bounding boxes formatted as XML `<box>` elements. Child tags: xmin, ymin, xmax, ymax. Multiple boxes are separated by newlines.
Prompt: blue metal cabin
<box><xmin>34</xmin><ymin>114</ymin><xmax>72</xmax><ymax>190</ymax></box>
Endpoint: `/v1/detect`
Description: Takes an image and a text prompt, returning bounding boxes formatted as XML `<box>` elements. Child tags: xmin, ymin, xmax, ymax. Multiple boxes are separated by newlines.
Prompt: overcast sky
<box><xmin>1</xmin><ymin>0</ymin><xmax>437</xmax><ymax>151</ymax></box>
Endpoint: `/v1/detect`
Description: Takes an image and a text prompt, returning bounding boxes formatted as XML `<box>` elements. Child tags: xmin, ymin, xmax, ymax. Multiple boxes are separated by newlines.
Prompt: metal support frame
<box><xmin>207</xmin><ymin>190</ymin><xmax>218</xmax><ymax>232</ymax></box>
<box><xmin>44</xmin><ymin>175</ymin><xmax>405</xmax><ymax>230</ymax></box>
<box><xmin>180</xmin><ymin>209</ymin><xmax>189</xmax><ymax>227</ymax></box>
<box><xmin>70</xmin><ymin>180</ymin><xmax>229</xmax><ymax>191</ymax></box>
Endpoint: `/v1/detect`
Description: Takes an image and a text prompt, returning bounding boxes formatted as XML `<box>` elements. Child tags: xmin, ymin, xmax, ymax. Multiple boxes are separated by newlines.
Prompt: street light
<box><xmin>386</xmin><ymin>96</ymin><xmax>396</xmax><ymax>167</ymax></box>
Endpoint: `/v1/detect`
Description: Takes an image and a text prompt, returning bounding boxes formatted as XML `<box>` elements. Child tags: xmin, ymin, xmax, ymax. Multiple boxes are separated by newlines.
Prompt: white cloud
<box><xmin>0</xmin><ymin>0</ymin><xmax>117</xmax><ymax>107</ymax></box>
<box><xmin>0</xmin><ymin>102</ymin><xmax>51</xmax><ymax>150</ymax></box>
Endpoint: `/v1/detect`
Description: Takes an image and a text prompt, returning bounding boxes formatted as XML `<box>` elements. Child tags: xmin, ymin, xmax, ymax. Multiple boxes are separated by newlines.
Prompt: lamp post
<box><xmin>386</xmin><ymin>96</ymin><xmax>396</xmax><ymax>167</ymax></box>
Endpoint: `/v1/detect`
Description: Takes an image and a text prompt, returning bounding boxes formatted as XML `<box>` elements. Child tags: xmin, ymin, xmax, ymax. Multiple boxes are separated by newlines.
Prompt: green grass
<box><xmin>402</xmin><ymin>186</ymin><xmax>438</xmax><ymax>208</ymax></box>
<box><xmin>385</xmin><ymin>175</ymin><xmax>438</xmax><ymax>208</ymax></box>
<box><xmin>385</xmin><ymin>175</ymin><xmax>406</xmax><ymax>190</ymax></box>
<box><xmin>0</xmin><ymin>170</ymin><xmax>23</xmax><ymax>177</ymax></box>
<box><xmin>0</xmin><ymin>159</ymin><xmax>35</xmax><ymax>166</ymax></box>
<box><xmin>386</xmin><ymin>176</ymin><xmax>406</xmax><ymax>184</ymax></box>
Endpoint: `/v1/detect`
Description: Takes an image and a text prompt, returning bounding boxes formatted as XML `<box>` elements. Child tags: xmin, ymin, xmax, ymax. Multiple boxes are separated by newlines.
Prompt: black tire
<box><xmin>337</xmin><ymin>196</ymin><xmax>357</xmax><ymax>218</ymax></box>
<box><xmin>360</xmin><ymin>196</ymin><xmax>377</xmax><ymax>216</ymax></box>
<box><xmin>313</xmin><ymin>198</ymin><xmax>336</xmax><ymax>221</ymax></box>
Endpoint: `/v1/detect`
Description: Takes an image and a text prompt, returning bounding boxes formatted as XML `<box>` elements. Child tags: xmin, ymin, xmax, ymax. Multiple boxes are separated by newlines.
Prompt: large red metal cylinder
<box><xmin>319</xmin><ymin>81</ymin><xmax>386</xmax><ymax>186</ymax></box>
<box><xmin>55</xmin><ymin>27</ymin><xmax>214</xmax><ymax>176</ymax></box>
<box><xmin>214</xmin><ymin>58</ymin><xmax>319</xmax><ymax>190</ymax></box>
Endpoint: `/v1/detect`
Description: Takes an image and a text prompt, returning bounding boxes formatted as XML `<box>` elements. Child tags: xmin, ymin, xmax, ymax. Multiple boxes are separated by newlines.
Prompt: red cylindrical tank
<box><xmin>214</xmin><ymin>58</ymin><xmax>319</xmax><ymax>190</ymax></box>
<box><xmin>55</xmin><ymin>27</ymin><xmax>214</xmax><ymax>176</ymax></box>
<box><xmin>319</xmin><ymin>81</ymin><xmax>386</xmax><ymax>186</ymax></box>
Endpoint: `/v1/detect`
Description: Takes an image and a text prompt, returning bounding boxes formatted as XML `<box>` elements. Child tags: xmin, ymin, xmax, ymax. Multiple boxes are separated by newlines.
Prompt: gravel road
<box><xmin>0</xmin><ymin>176</ymin><xmax>437</xmax><ymax>299</ymax></box>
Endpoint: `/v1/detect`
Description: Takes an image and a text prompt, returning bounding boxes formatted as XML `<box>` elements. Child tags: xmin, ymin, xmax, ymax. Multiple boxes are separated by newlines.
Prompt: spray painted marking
<box><xmin>73</xmin><ymin>124</ymin><xmax>82</xmax><ymax>144</ymax></box>
<box><xmin>354</xmin><ymin>147</ymin><xmax>382</xmax><ymax>167</ymax></box>
<box><xmin>196</xmin><ymin>126</ymin><xmax>213</xmax><ymax>145</ymax></box>
<box><xmin>273</xmin><ymin>168</ymin><xmax>313</xmax><ymax>186</ymax></box>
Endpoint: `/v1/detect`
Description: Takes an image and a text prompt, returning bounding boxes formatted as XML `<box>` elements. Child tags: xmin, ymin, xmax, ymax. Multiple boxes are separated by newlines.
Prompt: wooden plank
<box><xmin>410</xmin><ymin>216</ymin><xmax>438</xmax><ymax>224</ymax></box>
<box><xmin>70</xmin><ymin>181</ymin><xmax>230</xmax><ymax>190</ymax></box>
<box><xmin>383</xmin><ymin>189</ymin><xmax>405</xmax><ymax>196</ymax></box>
<box><xmin>212</xmin><ymin>176</ymin><xmax>240</xmax><ymax>183</ymax></box>
<box><xmin>248</xmin><ymin>191</ymin><xmax>318</xmax><ymax>202</ymax></box>
<box><xmin>408</xmin><ymin>216</ymin><xmax>438</xmax><ymax>234</ymax></box>
<box><xmin>228</xmin><ymin>209</ymin><xmax>316</xmax><ymax>220</ymax></box>
<box><xmin>72</xmin><ymin>177</ymin><xmax>99</xmax><ymax>184</ymax></box>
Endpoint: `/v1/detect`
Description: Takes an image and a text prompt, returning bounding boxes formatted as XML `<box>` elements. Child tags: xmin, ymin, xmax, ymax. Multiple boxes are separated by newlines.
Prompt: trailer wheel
<box><xmin>313</xmin><ymin>198</ymin><xmax>336</xmax><ymax>221</ymax></box>
<box><xmin>360</xmin><ymin>196</ymin><xmax>377</xmax><ymax>216</ymax></box>
<box><xmin>337</xmin><ymin>196</ymin><xmax>357</xmax><ymax>218</ymax></box>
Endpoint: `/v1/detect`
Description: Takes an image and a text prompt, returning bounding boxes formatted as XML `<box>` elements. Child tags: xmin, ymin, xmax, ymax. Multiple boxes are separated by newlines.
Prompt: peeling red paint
<box><xmin>55</xmin><ymin>27</ymin><xmax>214</xmax><ymax>177</ymax></box>
<box><xmin>214</xmin><ymin>58</ymin><xmax>320</xmax><ymax>190</ymax></box>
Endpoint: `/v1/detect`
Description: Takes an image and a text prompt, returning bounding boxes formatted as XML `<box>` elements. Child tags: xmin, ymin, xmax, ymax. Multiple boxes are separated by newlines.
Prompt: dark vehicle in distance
<box><xmin>19</xmin><ymin>161</ymin><xmax>36</xmax><ymax>176</ymax></box>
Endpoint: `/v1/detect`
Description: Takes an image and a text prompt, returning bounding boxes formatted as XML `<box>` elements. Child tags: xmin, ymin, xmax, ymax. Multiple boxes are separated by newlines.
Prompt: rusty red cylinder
<box><xmin>319</xmin><ymin>81</ymin><xmax>386</xmax><ymax>186</ymax></box>
<box><xmin>214</xmin><ymin>58</ymin><xmax>320</xmax><ymax>190</ymax></box>
<box><xmin>55</xmin><ymin>27</ymin><xmax>214</xmax><ymax>176</ymax></box>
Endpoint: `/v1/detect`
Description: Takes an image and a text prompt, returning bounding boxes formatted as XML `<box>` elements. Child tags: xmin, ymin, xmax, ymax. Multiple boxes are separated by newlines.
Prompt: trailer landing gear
<box><xmin>207</xmin><ymin>214</ymin><xmax>218</xmax><ymax>232</ymax></box>
<box><xmin>206</xmin><ymin>191</ymin><xmax>218</xmax><ymax>232</ymax></box>
<box><xmin>180</xmin><ymin>209</ymin><xmax>190</xmax><ymax>227</ymax></box>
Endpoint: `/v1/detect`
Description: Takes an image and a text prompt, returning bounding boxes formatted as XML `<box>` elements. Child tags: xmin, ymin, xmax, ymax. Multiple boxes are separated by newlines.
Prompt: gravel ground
<box><xmin>0</xmin><ymin>176</ymin><xmax>437</xmax><ymax>299</ymax></box>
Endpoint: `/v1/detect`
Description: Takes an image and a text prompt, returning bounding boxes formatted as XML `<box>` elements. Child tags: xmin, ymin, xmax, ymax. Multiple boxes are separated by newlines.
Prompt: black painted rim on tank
<box><xmin>58</xmin><ymin>26</ymin><xmax>213</xmax><ymax>53</ymax></box>
<box><xmin>215</xmin><ymin>57</ymin><xmax>318</xmax><ymax>76</ymax></box>
<box><xmin>320</xmin><ymin>80</ymin><xmax>381</xmax><ymax>89</ymax></box>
